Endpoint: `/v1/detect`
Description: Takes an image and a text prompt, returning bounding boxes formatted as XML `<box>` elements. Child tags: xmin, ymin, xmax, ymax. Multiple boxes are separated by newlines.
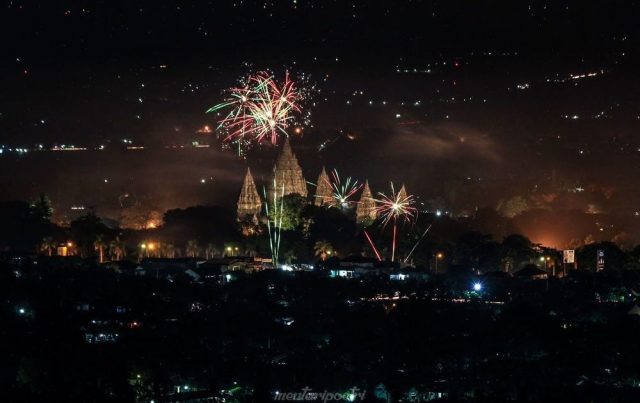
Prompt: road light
<box><xmin>473</xmin><ymin>282</ymin><xmax>483</xmax><ymax>292</ymax></box>
<box><xmin>435</xmin><ymin>252</ymin><xmax>443</xmax><ymax>273</ymax></box>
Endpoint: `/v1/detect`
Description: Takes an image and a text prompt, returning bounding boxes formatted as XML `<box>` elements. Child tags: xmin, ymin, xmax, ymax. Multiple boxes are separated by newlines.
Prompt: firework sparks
<box><xmin>374</xmin><ymin>182</ymin><xmax>417</xmax><ymax>262</ymax></box>
<box><xmin>207</xmin><ymin>71</ymin><xmax>307</xmax><ymax>153</ymax></box>
<box><xmin>373</xmin><ymin>183</ymin><xmax>417</xmax><ymax>227</ymax></box>
<box><xmin>364</xmin><ymin>230</ymin><xmax>382</xmax><ymax>262</ymax></box>
<box><xmin>323</xmin><ymin>169</ymin><xmax>362</xmax><ymax>209</ymax></box>
<box><xmin>263</xmin><ymin>177</ymin><xmax>285</xmax><ymax>268</ymax></box>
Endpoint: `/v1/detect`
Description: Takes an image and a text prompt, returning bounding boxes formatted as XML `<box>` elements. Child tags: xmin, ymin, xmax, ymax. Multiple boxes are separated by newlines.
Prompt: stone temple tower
<box><xmin>314</xmin><ymin>166</ymin><xmax>332</xmax><ymax>206</ymax></box>
<box><xmin>269</xmin><ymin>138</ymin><xmax>308</xmax><ymax>199</ymax></box>
<box><xmin>356</xmin><ymin>180</ymin><xmax>377</xmax><ymax>224</ymax></box>
<box><xmin>237</xmin><ymin>167</ymin><xmax>262</xmax><ymax>219</ymax></box>
<box><xmin>398</xmin><ymin>184</ymin><xmax>408</xmax><ymax>201</ymax></box>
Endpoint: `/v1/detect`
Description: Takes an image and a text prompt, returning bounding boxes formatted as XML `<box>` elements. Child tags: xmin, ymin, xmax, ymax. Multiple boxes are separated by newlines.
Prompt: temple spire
<box><xmin>270</xmin><ymin>138</ymin><xmax>308</xmax><ymax>199</ymax></box>
<box><xmin>356</xmin><ymin>180</ymin><xmax>377</xmax><ymax>224</ymax></box>
<box><xmin>398</xmin><ymin>184</ymin><xmax>408</xmax><ymax>200</ymax></box>
<box><xmin>237</xmin><ymin>167</ymin><xmax>262</xmax><ymax>219</ymax></box>
<box><xmin>314</xmin><ymin>166</ymin><xmax>332</xmax><ymax>206</ymax></box>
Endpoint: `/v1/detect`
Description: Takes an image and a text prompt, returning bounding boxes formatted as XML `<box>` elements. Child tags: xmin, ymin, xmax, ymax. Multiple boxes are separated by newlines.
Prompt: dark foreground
<box><xmin>3</xmin><ymin>258</ymin><xmax>640</xmax><ymax>402</ymax></box>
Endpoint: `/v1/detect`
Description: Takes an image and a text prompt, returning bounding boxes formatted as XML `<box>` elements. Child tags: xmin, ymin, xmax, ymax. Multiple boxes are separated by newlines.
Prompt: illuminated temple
<box><xmin>237</xmin><ymin>168</ymin><xmax>262</xmax><ymax>219</ymax></box>
<box><xmin>268</xmin><ymin>138</ymin><xmax>308</xmax><ymax>199</ymax></box>
<box><xmin>237</xmin><ymin>139</ymin><xmax>376</xmax><ymax>225</ymax></box>
<box><xmin>314</xmin><ymin>166</ymin><xmax>332</xmax><ymax>206</ymax></box>
<box><xmin>356</xmin><ymin>180</ymin><xmax>377</xmax><ymax>223</ymax></box>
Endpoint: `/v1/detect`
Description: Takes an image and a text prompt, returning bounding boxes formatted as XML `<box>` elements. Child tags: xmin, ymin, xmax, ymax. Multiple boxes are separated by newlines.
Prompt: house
<box><xmin>330</xmin><ymin>256</ymin><xmax>390</xmax><ymax>278</ymax></box>
<box><xmin>135</xmin><ymin>258</ymin><xmax>201</xmax><ymax>280</ymax></box>
<box><xmin>514</xmin><ymin>265</ymin><xmax>548</xmax><ymax>280</ymax></box>
<box><xmin>390</xmin><ymin>266</ymin><xmax>429</xmax><ymax>282</ymax></box>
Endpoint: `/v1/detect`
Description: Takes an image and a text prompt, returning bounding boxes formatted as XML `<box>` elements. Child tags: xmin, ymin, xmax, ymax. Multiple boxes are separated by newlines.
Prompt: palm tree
<box><xmin>109</xmin><ymin>237</ymin><xmax>126</xmax><ymax>261</ymax></box>
<box><xmin>40</xmin><ymin>236</ymin><xmax>56</xmax><ymax>256</ymax></box>
<box><xmin>94</xmin><ymin>235</ymin><xmax>107</xmax><ymax>263</ymax></box>
<box><xmin>205</xmin><ymin>243</ymin><xmax>218</xmax><ymax>259</ymax></box>
<box><xmin>31</xmin><ymin>193</ymin><xmax>53</xmax><ymax>220</ymax></box>
<box><xmin>314</xmin><ymin>240</ymin><xmax>333</xmax><ymax>261</ymax></box>
<box><xmin>186</xmin><ymin>240</ymin><xmax>199</xmax><ymax>258</ymax></box>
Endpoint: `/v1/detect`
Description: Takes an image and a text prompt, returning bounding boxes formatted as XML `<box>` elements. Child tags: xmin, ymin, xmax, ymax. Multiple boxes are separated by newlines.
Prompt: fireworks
<box><xmin>263</xmin><ymin>177</ymin><xmax>285</xmax><ymax>268</ymax></box>
<box><xmin>374</xmin><ymin>182</ymin><xmax>417</xmax><ymax>262</ymax></box>
<box><xmin>373</xmin><ymin>183</ymin><xmax>417</xmax><ymax>227</ymax></box>
<box><xmin>324</xmin><ymin>169</ymin><xmax>362</xmax><ymax>209</ymax></box>
<box><xmin>207</xmin><ymin>71</ymin><xmax>307</xmax><ymax>153</ymax></box>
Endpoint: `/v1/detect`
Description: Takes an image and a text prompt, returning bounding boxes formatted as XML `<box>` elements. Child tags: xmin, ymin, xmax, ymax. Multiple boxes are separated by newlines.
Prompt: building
<box><xmin>398</xmin><ymin>183</ymin><xmax>408</xmax><ymax>201</ymax></box>
<box><xmin>356</xmin><ymin>180</ymin><xmax>377</xmax><ymax>224</ymax></box>
<box><xmin>514</xmin><ymin>265</ymin><xmax>549</xmax><ymax>280</ymax></box>
<box><xmin>237</xmin><ymin>138</ymin><xmax>308</xmax><ymax>221</ymax></box>
<box><xmin>237</xmin><ymin>167</ymin><xmax>262</xmax><ymax>219</ymax></box>
<box><xmin>236</xmin><ymin>140</ymin><xmax>381</xmax><ymax>226</ymax></box>
<box><xmin>268</xmin><ymin>138</ymin><xmax>308</xmax><ymax>199</ymax></box>
<box><xmin>314</xmin><ymin>166</ymin><xmax>332</xmax><ymax>206</ymax></box>
<box><xmin>329</xmin><ymin>255</ymin><xmax>388</xmax><ymax>278</ymax></box>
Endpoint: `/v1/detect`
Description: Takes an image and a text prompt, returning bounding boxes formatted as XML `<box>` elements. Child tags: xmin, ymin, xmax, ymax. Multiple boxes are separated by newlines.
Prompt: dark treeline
<box><xmin>2</xmin><ymin>196</ymin><xmax>640</xmax><ymax>273</ymax></box>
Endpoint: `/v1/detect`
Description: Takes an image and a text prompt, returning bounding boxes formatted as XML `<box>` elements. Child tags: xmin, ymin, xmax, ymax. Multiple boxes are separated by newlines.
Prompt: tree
<box><xmin>314</xmin><ymin>240</ymin><xmax>333</xmax><ymax>261</ymax></box>
<box><xmin>186</xmin><ymin>240</ymin><xmax>199</xmax><ymax>258</ymax></box>
<box><xmin>273</xmin><ymin>194</ymin><xmax>307</xmax><ymax>230</ymax></box>
<box><xmin>109</xmin><ymin>237</ymin><xmax>126</xmax><ymax>261</ymax></box>
<box><xmin>0</xmin><ymin>201</ymin><xmax>52</xmax><ymax>250</ymax></box>
<box><xmin>31</xmin><ymin>194</ymin><xmax>53</xmax><ymax>220</ymax></box>
<box><xmin>163</xmin><ymin>206</ymin><xmax>238</xmax><ymax>245</ymax></box>
<box><xmin>161</xmin><ymin>243</ymin><xmax>177</xmax><ymax>258</ymax></box>
<box><xmin>93</xmin><ymin>235</ymin><xmax>106</xmax><ymax>263</ymax></box>
<box><xmin>454</xmin><ymin>231</ymin><xmax>499</xmax><ymax>272</ymax></box>
<box><xmin>497</xmin><ymin>195</ymin><xmax>529</xmax><ymax>218</ymax></box>
<box><xmin>284</xmin><ymin>249</ymin><xmax>297</xmax><ymax>264</ymax></box>
<box><xmin>40</xmin><ymin>236</ymin><xmax>56</xmax><ymax>256</ymax></box>
<box><xmin>500</xmin><ymin>234</ymin><xmax>535</xmax><ymax>272</ymax></box>
<box><xmin>69</xmin><ymin>214</ymin><xmax>109</xmax><ymax>257</ymax></box>
<box><xmin>205</xmin><ymin>243</ymin><xmax>218</xmax><ymax>259</ymax></box>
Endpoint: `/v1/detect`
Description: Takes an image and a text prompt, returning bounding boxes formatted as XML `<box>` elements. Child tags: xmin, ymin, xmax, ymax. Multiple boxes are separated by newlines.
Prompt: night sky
<box><xmin>2</xmin><ymin>1</ymin><xmax>640</xmax><ymax>247</ymax></box>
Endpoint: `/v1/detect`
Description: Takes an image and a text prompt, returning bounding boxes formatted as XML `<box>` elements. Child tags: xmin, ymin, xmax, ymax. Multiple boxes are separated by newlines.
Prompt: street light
<box><xmin>435</xmin><ymin>252</ymin><xmax>443</xmax><ymax>273</ymax></box>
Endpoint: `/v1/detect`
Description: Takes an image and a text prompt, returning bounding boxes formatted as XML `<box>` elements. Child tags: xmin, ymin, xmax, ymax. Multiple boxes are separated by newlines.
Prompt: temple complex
<box><xmin>237</xmin><ymin>139</ymin><xmax>379</xmax><ymax>225</ymax></box>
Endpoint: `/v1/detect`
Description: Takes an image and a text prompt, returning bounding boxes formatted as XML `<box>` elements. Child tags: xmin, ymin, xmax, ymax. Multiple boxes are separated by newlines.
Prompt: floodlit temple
<box><xmin>356</xmin><ymin>180</ymin><xmax>377</xmax><ymax>223</ymax></box>
<box><xmin>268</xmin><ymin>138</ymin><xmax>308</xmax><ymax>200</ymax></box>
<box><xmin>237</xmin><ymin>138</ymin><xmax>376</xmax><ymax>225</ymax></box>
<box><xmin>237</xmin><ymin>167</ymin><xmax>262</xmax><ymax>219</ymax></box>
<box><xmin>314</xmin><ymin>166</ymin><xmax>332</xmax><ymax>207</ymax></box>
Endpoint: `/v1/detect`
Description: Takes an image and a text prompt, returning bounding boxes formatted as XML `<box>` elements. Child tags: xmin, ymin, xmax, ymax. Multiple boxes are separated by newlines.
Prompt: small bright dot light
<box><xmin>473</xmin><ymin>282</ymin><xmax>482</xmax><ymax>291</ymax></box>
